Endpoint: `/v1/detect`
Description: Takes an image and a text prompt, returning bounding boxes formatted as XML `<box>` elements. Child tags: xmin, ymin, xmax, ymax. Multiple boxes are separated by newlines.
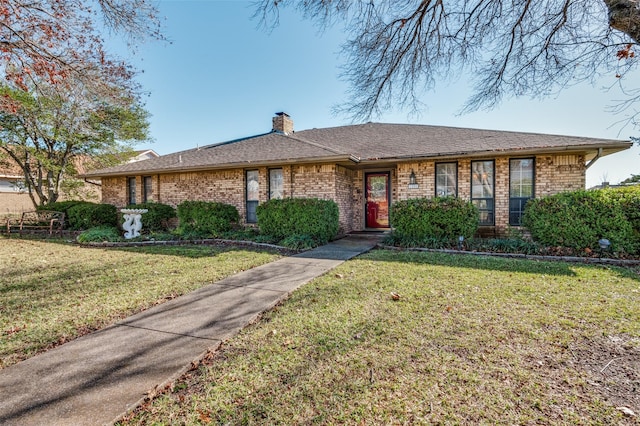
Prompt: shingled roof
<box><xmin>83</xmin><ymin>120</ymin><xmax>631</xmax><ymax>178</ymax></box>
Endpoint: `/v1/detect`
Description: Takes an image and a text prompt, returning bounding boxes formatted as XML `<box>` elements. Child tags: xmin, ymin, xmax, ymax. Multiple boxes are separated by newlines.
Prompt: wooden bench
<box><xmin>6</xmin><ymin>211</ymin><xmax>65</xmax><ymax>236</ymax></box>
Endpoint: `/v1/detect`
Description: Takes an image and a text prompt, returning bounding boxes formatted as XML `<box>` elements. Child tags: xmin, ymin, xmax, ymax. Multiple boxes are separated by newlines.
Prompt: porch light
<box><xmin>408</xmin><ymin>169</ymin><xmax>419</xmax><ymax>189</ymax></box>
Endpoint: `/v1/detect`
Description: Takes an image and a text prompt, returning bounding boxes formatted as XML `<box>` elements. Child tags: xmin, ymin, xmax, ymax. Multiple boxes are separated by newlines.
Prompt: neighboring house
<box><xmin>0</xmin><ymin>160</ymin><xmax>32</xmax><ymax>213</ymax></box>
<box><xmin>127</xmin><ymin>150</ymin><xmax>160</xmax><ymax>163</ymax></box>
<box><xmin>588</xmin><ymin>181</ymin><xmax>640</xmax><ymax>190</ymax></box>
<box><xmin>83</xmin><ymin>113</ymin><xmax>632</xmax><ymax>236</ymax></box>
<box><xmin>0</xmin><ymin>149</ymin><xmax>159</xmax><ymax>214</ymax></box>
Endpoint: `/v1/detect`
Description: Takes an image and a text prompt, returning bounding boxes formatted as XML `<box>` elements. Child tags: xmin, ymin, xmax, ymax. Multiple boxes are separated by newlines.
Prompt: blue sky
<box><xmin>112</xmin><ymin>0</ymin><xmax>640</xmax><ymax>187</ymax></box>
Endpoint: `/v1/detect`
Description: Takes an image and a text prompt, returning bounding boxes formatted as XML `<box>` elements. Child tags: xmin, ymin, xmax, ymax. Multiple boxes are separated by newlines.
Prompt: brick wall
<box><xmin>156</xmin><ymin>170</ymin><xmax>245</xmax><ymax>207</ymax></box>
<box><xmin>536</xmin><ymin>154</ymin><xmax>585</xmax><ymax>196</ymax></box>
<box><xmin>102</xmin><ymin>176</ymin><xmax>127</xmax><ymax>206</ymax></box>
<box><xmin>100</xmin><ymin>153</ymin><xmax>586</xmax><ymax>236</ymax></box>
<box><xmin>290</xmin><ymin>164</ymin><xmax>336</xmax><ymax>200</ymax></box>
<box><xmin>336</xmin><ymin>165</ymin><xmax>358</xmax><ymax>233</ymax></box>
<box><xmin>394</xmin><ymin>154</ymin><xmax>585</xmax><ymax>236</ymax></box>
<box><xmin>396</xmin><ymin>161</ymin><xmax>433</xmax><ymax>199</ymax></box>
<box><xmin>103</xmin><ymin>164</ymin><xmax>355</xmax><ymax>230</ymax></box>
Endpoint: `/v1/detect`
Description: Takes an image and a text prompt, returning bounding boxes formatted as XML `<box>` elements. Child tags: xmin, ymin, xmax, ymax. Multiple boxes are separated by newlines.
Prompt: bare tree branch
<box><xmin>255</xmin><ymin>0</ymin><xmax>640</xmax><ymax>123</ymax></box>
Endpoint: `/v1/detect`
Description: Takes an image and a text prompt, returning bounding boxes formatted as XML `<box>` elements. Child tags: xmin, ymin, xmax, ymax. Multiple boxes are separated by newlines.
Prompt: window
<box><xmin>509</xmin><ymin>158</ymin><xmax>535</xmax><ymax>225</ymax></box>
<box><xmin>269</xmin><ymin>168</ymin><xmax>283</xmax><ymax>199</ymax></box>
<box><xmin>435</xmin><ymin>162</ymin><xmax>457</xmax><ymax>197</ymax></box>
<box><xmin>143</xmin><ymin>176</ymin><xmax>153</xmax><ymax>203</ymax></box>
<box><xmin>246</xmin><ymin>170</ymin><xmax>259</xmax><ymax>223</ymax></box>
<box><xmin>471</xmin><ymin>160</ymin><xmax>495</xmax><ymax>225</ymax></box>
<box><xmin>127</xmin><ymin>177</ymin><xmax>136</xmax><ymax>205</ymax></box>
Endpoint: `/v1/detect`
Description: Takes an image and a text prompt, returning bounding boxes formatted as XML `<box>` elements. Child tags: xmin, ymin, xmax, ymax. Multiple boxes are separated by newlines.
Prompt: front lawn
<box><xmin>0</xmin><ymin>237</ymin><xmax>281</xmax><ymax>369</ymax></box>
<box><xmin>121</xmin><ymin>250</ymin><xmax>640</xmax><ymax>425</ymax></box>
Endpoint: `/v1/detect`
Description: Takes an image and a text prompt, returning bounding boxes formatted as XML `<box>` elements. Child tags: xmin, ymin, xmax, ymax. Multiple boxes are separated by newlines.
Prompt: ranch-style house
<box><xmin>84</xmin><ymin>113</ymin><xmax>632</xmax><ymax>236</ymax></box>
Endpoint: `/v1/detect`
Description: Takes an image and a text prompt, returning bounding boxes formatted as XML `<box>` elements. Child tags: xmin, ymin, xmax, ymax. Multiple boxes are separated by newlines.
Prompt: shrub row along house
<box><xmin>84</xmin><ymin>113</ymin><xmax>631</xmax><ymax>236</ymax></box>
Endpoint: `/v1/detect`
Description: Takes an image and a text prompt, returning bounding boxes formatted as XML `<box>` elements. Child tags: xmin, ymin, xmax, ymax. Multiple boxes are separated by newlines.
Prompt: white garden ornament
<box><xmin>120</xmin><ymin>209</ymin><xmax>148</xmax><ymax>239</ymax></box>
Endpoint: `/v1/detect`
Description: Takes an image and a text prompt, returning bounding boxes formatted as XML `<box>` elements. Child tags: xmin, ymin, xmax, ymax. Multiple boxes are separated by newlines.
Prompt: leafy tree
<box><xmin>620</xmin><ymin>174</ymin><xmax>640</xmax><ymax>184</ymax></box>
<box><xmin>0</xmin><ymin>83</ymin><xmax>149</xmax><ymax>207</ymax></box>
<box><xmin>255</xmin><ymin>1</ymin><xmax>640</xmax><ymax>122</ymax></box>
<box><xmin>0</xmin><ymin>1</ymin><xmax>160</xmax><ymax>208</ymax></box>
<box><xmin>0</xmin><ymin>0</ymin><xmax>162</xmax><ymax>103</ymax></box>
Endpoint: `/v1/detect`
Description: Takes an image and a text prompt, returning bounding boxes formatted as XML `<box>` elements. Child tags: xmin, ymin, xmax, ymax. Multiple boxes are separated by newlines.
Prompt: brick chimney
<box><xmin>272</xmin><ymin>112</ymin><xmax>293</xmax><ymax>135</ymax></box>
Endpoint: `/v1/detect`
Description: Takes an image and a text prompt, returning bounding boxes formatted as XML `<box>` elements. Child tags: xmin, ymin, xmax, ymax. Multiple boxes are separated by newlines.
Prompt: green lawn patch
<box><xmin>0</xmin><ymin>237</ymin><xmax>281</xmax><ymax>369</ymax></box>
<box><xmin>121</xmin><ymin>250</ymin><xmax>640</xmax><ymax>425</ymax></box>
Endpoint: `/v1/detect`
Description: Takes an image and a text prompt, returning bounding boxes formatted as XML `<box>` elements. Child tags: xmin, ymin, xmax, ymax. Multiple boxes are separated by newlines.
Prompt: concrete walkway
<box><xmin>0</xmin><ymin>234</ymin><xmax>383</xmax><ymax>425</ymax></box>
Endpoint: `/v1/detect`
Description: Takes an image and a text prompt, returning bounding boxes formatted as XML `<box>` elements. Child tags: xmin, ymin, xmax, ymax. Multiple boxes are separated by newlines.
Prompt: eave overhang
<box><xmin>82</xmin><ymin>154</ymin><xmax>359</xmax><ymax>179</ymax></box>
<box><xmin>338</xmin><ymin>141</ymin><xmax>632</xmax><ymax>168</ymax></box>
<box><xmin>82</xmin><ymin>141</ymin><xmax>632</xmax><ymax>178</ymax></box>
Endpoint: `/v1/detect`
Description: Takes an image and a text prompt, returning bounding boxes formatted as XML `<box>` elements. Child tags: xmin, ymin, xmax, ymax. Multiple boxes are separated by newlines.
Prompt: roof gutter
<box><xmin>585</xmin><ymin>147</ymin><xmax>603</xmax><ymax>170</ymax></box>
<box><xmin>82</xmin><ymin>141</ymin><xmax>630</xmax><ymax>178</ymax></box>
<box><xmin>356</xmin><ymin>142</ymin><xmax>631</xmax><ymax>165</ymax></box>
<box><xmin>81</xmin><ymin>154</ymin><xmax>357</xmax><ymax>178</ymax></box>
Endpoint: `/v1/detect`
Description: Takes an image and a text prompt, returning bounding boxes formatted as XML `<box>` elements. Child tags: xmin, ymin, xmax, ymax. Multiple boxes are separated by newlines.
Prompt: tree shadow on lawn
<box><xmin>114</xmin><ymin>245</ymin><xmax>270</xmax><ymax>259</ymax></box>
<box><xmin>98</xmin><ymin>239</ymin><xmax>295</xmax><ymax>259</ymax></box>
<box><xmin>364</xmin><ymin>248</ymin><xmax>640</xmax><ymax>282</ymax></box>
<box><xmin>6</xmin><ymin>236</ymin><xmax>288</xmax><ymax>259</ymax></box>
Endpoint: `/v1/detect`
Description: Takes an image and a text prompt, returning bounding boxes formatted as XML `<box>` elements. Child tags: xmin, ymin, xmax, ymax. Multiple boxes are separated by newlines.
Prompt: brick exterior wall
<box><xmin>335</xmin><ymin>166</ymin><xmax>359</xmax><ymax>233</ymax></box>
<box><xmin>102</xmin><ymin>164</ymin><xmax>355</xmax><ymax>231</ymax></box>
<box><xmin>394</xmin><ymin>154</ymin><xmax>586</xmax><ymax>236</ymax></box>
<box><xmin>535</xmin><ymin>154</ymin><xmax>585</xmax><ymax>196</ymax></box>
<box><xmin>100</xmin><ymin>153</ymin><xmax>586</xmax><ymax>236</ymax></box>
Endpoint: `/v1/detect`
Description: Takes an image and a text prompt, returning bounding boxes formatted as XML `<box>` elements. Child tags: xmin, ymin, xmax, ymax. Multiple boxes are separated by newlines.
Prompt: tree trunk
<box><xmin>605</xmin><ymin>0</ymin><xmax>640</xmax><ymax>43</ymax></box>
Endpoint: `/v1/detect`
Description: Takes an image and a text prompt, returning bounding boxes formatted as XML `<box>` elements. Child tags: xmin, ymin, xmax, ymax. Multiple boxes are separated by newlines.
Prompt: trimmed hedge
<box><xmin>522</xmin><ymin>189</ymin><xmax>639</xmax><ymax>254</ymax></box>
<box><xmin>176</xmin><ymin>201</ymin><xmax>239</xmax><ymax>237</ymax></box>
<box><xmin>38</xmin><ymin>200</ymin><xmax>91</xmax><ymax>227</ymax></box>
<box><xmin>67</xmin><ymin>203</ymin><xmax>118</xmax><ymax>230</ymax></box>
<box><xmin>606</xmin><ymin>186</ymin><xmax>640</xmax><ymax>239</ymax></box>
<box><xmin>389</xmin><ymin>197</ymin><xmax>479</xmax><ymax>243</ymax></box>
<box><xmin>256</xmin><ymin>198</ymin><xmax>339</xmax><ymax>245</ymax></box>
<box><xmin>125</xmin><ymin>202</ymin><xmax>176</xmax><ymax>232</ymax></box>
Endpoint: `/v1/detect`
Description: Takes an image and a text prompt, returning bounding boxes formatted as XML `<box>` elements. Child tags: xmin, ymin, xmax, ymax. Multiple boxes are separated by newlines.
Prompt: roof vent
<box><xmin>272</xmin><ymin>112</ymin><xmax>293</xmax><ymax>135</ymax></box>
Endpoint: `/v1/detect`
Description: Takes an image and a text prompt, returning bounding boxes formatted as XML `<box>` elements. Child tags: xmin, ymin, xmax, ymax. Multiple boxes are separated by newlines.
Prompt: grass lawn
<box><xmin>0</xmin><ymin>237</ymin><xmax>281</xmax><ymax>369</ymax></box>
<box><xmin>120</xmin><ymin>250</ymin><xmax>640</xmax><ymax>425</ymax></box>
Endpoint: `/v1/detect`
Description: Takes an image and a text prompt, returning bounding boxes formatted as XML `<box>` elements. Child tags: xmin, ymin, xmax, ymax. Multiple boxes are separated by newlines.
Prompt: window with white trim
<box><xmin>269</xmin><ymin>168</ymin><xmax>283</xmax><ymax>199</ymax></box>
<box><xmin>435</xmin><ymin>162</ymin><xmax>457</xmax><ymax>197</ymax></box>
<box><xmin>246</xmin><ymin>170</ymin><xmax>259</xmax><ymax>223</ymax></box>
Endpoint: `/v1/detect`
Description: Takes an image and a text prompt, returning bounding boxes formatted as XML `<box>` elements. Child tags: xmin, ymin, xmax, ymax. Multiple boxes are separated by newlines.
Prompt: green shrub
<box><xmin>76</xmin><ymin>226</ymin><xmax>121</xmax><ymax>243</ymax></box>
<box><xmin>38</xmin><ymin>200</ymin><xmax>89</xmax><ymax>215</ymax></box>
<box><xmin>256</xmin><ymin>198</ymin><xmax>339</xmax><ymax>245</ymax></box>
<box><xmin>66</xmin><ymin>203</ymin><xmax>118</xmax><ymax>230</ymax></box>
<box><xmin>522</xmin><ymin>189</ymin><xmax>638</xmax><ymax>254</ymax></box>
<box><xmin>125</xmin><ymin>202</ymin><xmax>176</xmax><ymax>232</ymax></box>
<box><xmin>176</xmin><ymin>201</ymin><xmax>239</xmax><ymax>238</ymax></box>
<box><xmin>468</xmin><ymin>238</ymin><xmax>541</xmax><ymax>255</ymax></box>
<box><xmin>279</xmin><ymin>234</ymin><xmax>316</xmax><ymax>250</ymax></box>
<box><xmin>604</xmin><ymin>186</ymin><xmax>640</xmax><ymax>238</ymax></box>
<box><xmin>38</xmin><ymin>201</ymin><xmax>92</xmax><ymax>227</ymax></box>
<box><xmin>390</xmin><ymin>197</ymin><xmax>479</xmax><ymax>242</ymax></box>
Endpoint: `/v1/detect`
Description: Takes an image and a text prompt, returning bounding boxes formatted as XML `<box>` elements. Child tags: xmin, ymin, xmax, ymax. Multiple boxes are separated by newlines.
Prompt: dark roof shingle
<box><xmin>84</xmin><ymin>122</ymin><xmax>631</xmax><ymax>177</ymax></box>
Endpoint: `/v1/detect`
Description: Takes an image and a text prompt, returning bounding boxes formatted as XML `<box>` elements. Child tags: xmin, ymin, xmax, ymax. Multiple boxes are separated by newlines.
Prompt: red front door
<box><xmin>365</xmin><ymin>172</ymin><xmax>390</xmax><ymax>228</ymax></box>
